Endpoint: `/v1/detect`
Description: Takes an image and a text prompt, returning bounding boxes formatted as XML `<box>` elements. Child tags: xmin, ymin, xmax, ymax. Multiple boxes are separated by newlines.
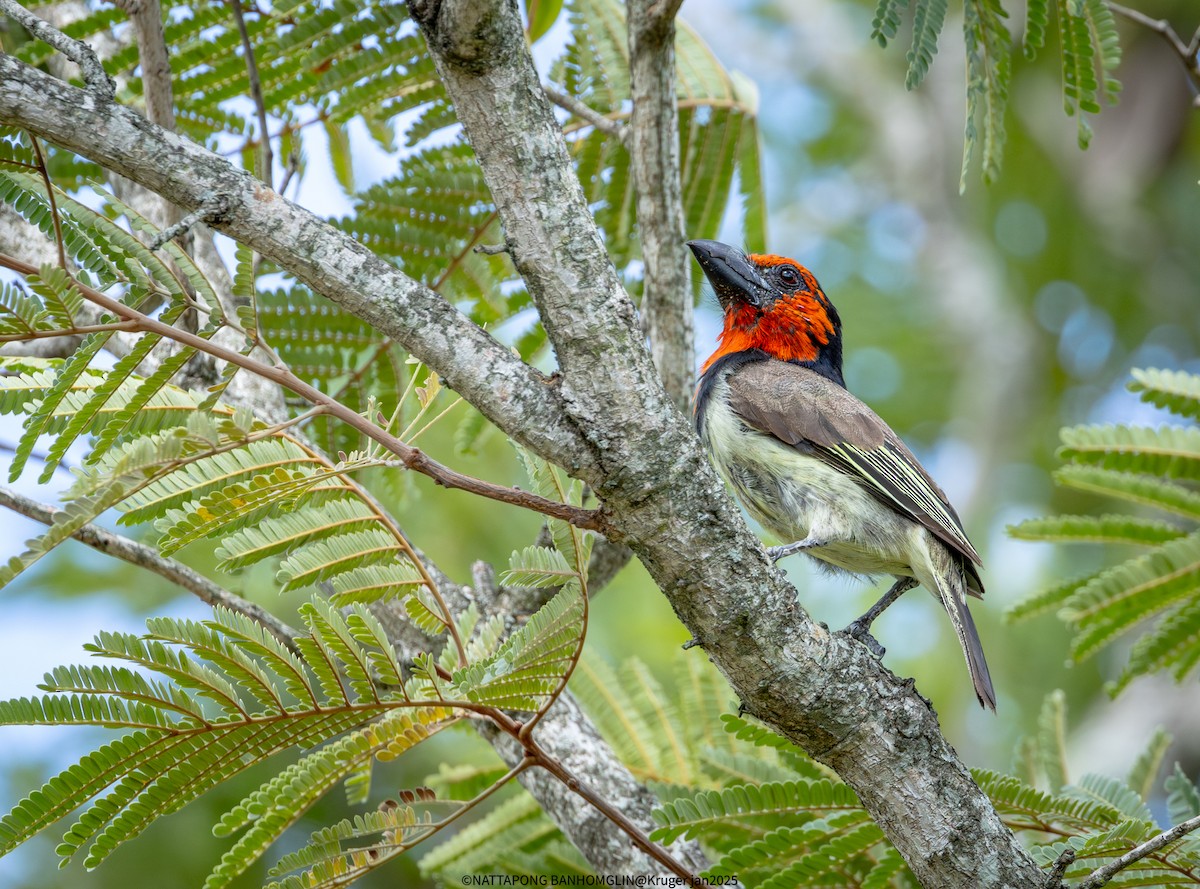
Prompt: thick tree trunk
<box><xmin>0</xmin><ymin>4</ymin><xmax>1044</xmax><ymax>880</ymax></box>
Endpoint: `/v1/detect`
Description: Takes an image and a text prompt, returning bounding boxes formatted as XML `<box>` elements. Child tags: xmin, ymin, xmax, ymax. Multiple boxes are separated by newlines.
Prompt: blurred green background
<box><xmin>2</xmin><ymin>0</ymin><xmax>1199</xmax><ymax>885</ymax></box>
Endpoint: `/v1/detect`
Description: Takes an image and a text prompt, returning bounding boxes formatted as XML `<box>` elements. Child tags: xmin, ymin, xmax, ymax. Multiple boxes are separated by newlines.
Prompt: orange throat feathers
<box><xmin>701</xmin><ymin>289</ymin><xmax>837</xmax><ymax>374</ymax></box>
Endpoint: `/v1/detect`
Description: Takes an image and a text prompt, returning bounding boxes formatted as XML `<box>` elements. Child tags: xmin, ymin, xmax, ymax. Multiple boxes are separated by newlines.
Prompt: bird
<box><xmin>687</xmin><ymin>239</ymin><xmax>995</xmax><ymax>709</ymax></box>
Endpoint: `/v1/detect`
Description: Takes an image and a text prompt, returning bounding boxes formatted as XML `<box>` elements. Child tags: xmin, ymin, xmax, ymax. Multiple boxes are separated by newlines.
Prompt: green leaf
<box><xmin>960</xmin><ymin>0</ymin><xmax>1011</xmax><ymax>188</ymax></box>
<box><xmin>1126</xmin><ymin>728</ymin><xmax>1172</xmax><ymax>802</ymax></box>
<box><xmin>1057</xmin><ymin>0</ymin><xmax>1100</xmax><ymax>147</ymax></box>
<box><xmin>1024</xmin><ymin>0</ymin><xmax>1050</xmax><ymax>59</ymax></box>
<box><xmin>1067</xmin><ymin>773</ymin><xmax>1153</xmax><ymax>823</ymax></box>
<box><xmin>501</xmin><ymin>545</ymin><xmax>578</xmax><ymax>588</ymax></box>
<box><xmin>1059</xmin><ymin>425</ymin><xmax>1200</xmax><ymax>481</ymax></box>
<box><xmin>650</xmin><ymin>780</ymin><xmax>861</xmax><ymax>844</ymax></box>
<box><xmin>870</xmin><ymin>0</ymin><xmax>910</xmax><ymax>46</ymax></box>
<box><xmin>905</xmin><ymin>0</ymin><xmax>949</xmax><ymax>90</ymax></box>
<box><xmin>526</xmin><ymin>0</ymin><xmax>563</xmax><ymax>42</ymax></box>
<box><xmin>1053</xmin><ymin>466</ymin><xmax>1200</xmax><ymax>522</ymax></box>
<box><xmin>1130</xmin><ymin>368</ymin><xmax>1200</xmax><ymax>421</ymax></box>
<box><xmin>1006</xmin><ymin>569</ymin><xmax>1102</xmax><ymax>623</ymax></box>
<box><xmin>451</xmin><ymin>583</ymin><xmax>584</xmax><ymax>712</ymax></box>
<box><xmin>1038</xmin><ymin>690</ymin><xmax>1069</xmax><ymax>793</ymax></box>
<box><xmin>1061</xmin><ymin>531</ymin><xmax>1200</xmax><ymax>662</ymax></box>
<box><xmin>1008</xmin><ymin>514</ymin><xmax>1187</xmax><ymax>546</ymax></box>
<box><xmin>323</xmin><ymin>117</ymin><xmax>355</xmax><ymax>194</ymax></box>
<box><xmin>1113</xmin><ymin>595</ymin><xmax>1200</xmax><ymax>692</ymax></box>
<box><xmin>1166</xmin><ymin>763</ymin><xmax>1200</xmax><ymax>826</ymax></box>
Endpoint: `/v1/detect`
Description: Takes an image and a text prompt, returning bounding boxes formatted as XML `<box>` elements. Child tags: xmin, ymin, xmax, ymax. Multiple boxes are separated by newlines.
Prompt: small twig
<box><xmin>1077</xmin><ymin>814</ymin><xmax>1200</xmax><ymax>889</ymax></box>
<box><xmin>0</xmin><ymin>320</ymin><xmax>140</xmax><ymax>343</ymax></box>
<box><xmin>529</xmin><ymin>736</ymin><xmax>700</xmax><ymax>881</ymax></box>
<box><xmin>276</xmin><ymin>149</ymin><xmax>301</xmax><ymax>196</ymax></box>
<box><xmin>542</xmin><ymin>84</ymin><xmax>629</xmax><ymax>144</ymax></box>
<box><xmin>0</xmin><ymin>251</ymin><xmax>606</xmax><ymax>533</ymax></box>
<box><xmin>0</xmin><ymin>0</ymin><xmax>115</xmax><ymax>100</ymax></box>
<box><xmin>1107</xmin><ymin>2</ymin><xmax>1200</xmax><ymax>94</ymax></box>
<box><xmin>0</xmin><ymin>484</ymin><xmax>302</xmax><ymax>653</ymax></box>
<box><xmin>148</xmin><ymin>197</ymin><xmax>233</xmax><ymax>251</ymax></box>
<box><xmin>27</xmin><ymin>136</ymin><xmax>67</xmax><ymax>271</ymax></box>
<box><xmin>1043</xmin><ymin>847</ymin><xmax>1075</xmax><ymax>889</ymax></box>
<box><xmin>228</xmin><ymin>0</ymin><xmax>273</xmax><ymax>185</ymax></box>
<box><xmin>473</xmin><ymin>243</ymin><xmax>511</xmax><ymax>256</ymax></box>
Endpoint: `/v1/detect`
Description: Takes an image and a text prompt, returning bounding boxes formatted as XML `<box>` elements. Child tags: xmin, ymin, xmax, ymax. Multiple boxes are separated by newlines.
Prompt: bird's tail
<box><xmin>921</xmin><ymin>544</ymin><xmax>996</xmax><ymax>710</ymax></box>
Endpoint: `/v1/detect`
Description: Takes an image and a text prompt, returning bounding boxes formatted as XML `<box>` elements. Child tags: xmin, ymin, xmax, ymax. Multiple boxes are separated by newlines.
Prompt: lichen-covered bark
<box><xmin>409</xmin><ymin>1</ymin><xmax>1043</xmax><ymax>885</ymax></box>
<box><xmin>0</xmin><ymin>7</ymin><xmax>1046</xmax><ymax>882</ymax></box>
<box><xmin>0</xmin><ymin>55</ymin><xmax>590</xmax><ymax>481</ymax></box>
<box><xmin>368</xmin><ymin>576</ymin><xmax>713</xmax><ymax>876</ymax></box>
<box><xmin>627</xmin><ymin>0</ymin><xmax>693</xmax><ymax>413</ymax></box>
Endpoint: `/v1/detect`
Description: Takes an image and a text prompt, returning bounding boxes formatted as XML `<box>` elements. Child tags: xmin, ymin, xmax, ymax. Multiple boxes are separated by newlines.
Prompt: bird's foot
<box><xmin>767</xmin><ymin>534</ymin><xmax>826</xmax><ymax>563</ymax></box>
<box><xmin>841</xmin><ymin>619</ymin><xmax>886</xmax><ymax>658</ymax></box>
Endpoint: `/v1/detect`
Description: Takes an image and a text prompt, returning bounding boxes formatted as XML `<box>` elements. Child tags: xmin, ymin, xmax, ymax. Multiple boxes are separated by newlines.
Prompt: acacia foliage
<box><xmin>0</xmin><ymin>0</ymin><xmax>764</xmax><ymax>884</ymax></box>
<box><xmin>1009</xmin><ymin>368</ymin><xmax>1200</xmax><ymax>695</ymax></box>
<box><xmin>871</xmin><ymin>0</ymin><xmax>1121</xmax><ymax>185</ymax></box>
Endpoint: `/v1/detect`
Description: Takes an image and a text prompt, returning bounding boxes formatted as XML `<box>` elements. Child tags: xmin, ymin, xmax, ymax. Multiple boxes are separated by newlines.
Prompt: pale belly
<box><xmin>701</xmin><ymin>392</ymin><xmax>920</xmax><ymax>579</ymax></box>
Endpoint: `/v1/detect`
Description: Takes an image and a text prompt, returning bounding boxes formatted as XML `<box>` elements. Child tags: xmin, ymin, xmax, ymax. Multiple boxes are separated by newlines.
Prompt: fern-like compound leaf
<box><xmin>1131</xmin><ymin>367</ymin><xmax>1200</xmax><ymax>421</ymax></box>
<box><xmin>905</xmin><ymin>0</ymin><xmax>949</xmax><ymax>90</ymax></box>
<box><xmin>1009</xmin><ymin>514</ymin><xmax>1187</xmax><ymax>546</ymax></box>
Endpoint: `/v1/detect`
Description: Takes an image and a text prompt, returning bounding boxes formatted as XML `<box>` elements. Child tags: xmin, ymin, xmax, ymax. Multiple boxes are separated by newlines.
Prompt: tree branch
<box><xmin>543</xmin><ymin>84</ymin><xmax>628</xmax><ymax>144</ymax></box>
<box><xmin>0</xmin><ymin>484</ymin><xmax>301</xmax><ymax>650</ymax></box>
<box><xmin>1108</xmin><ymin>2</ymin><xmax>1200</xmax><ymax>97</ymax></box>
<box><xmin>111</xmin><ymin>0</ymin><xmax>176</xmax><ymax>130</ymax></box>
<box><xmin>0</xmin><ymin>0</ymin><xmax>115</xmax><ymax>99</ymax></box>
<box><xmin>408</xmin><ymin>0</ymin><xmax>1044</xmax><ymax>884</ymax></box>
<box><xmin>227</xmin><ymin>0</ymin><xmax>273</xmax><ymax>184</ymax></box>
<box><xmin>1077</xmin><ymin>814</ymin><xmax>1200</xmax><ymax>889</ymax></box>
<box><xmin>0</xmin><ymin>55</ymin><xmax>596</xmax><ymax>482</ymax></box>
<box><xmin>627</xmin><ymin>0</ymin><xmax>692</xmax><ymax>411</ymax></box>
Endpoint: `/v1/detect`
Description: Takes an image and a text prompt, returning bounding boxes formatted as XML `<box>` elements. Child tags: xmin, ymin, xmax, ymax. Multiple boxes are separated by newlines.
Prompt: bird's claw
<box><xmin>841</xmin><ymin>619</ymin><xmax>886</xmax><ymax>658</ymax></box>
<box><xmin>765</xmin><ymin>544</ymin><xmax>791</xmax><ymax>563</ymax></box>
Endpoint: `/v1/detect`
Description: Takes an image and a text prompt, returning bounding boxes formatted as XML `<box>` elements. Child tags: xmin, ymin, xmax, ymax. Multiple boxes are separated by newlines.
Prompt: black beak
<box><xmin>686</xmin><ymin>239</ymin><xmax>770</xmax><ymax>311</ymax></box>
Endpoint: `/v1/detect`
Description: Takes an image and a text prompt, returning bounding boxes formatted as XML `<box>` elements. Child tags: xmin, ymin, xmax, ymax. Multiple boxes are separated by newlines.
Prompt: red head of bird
<box><xmin>687</xmin><ymin>239</ymin><xmax>845</xmax><ymax>388</ymax></box>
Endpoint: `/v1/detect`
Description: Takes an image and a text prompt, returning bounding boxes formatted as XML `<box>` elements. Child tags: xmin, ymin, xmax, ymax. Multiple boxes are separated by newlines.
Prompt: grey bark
<box><xmin>0</xmin><ymin>55</ymin><xmax>591</xmax><ymax>481</ymax></box>
<box><xmin>0</xmin><ymin>484</ymin><xmax>300</xmax><ymax>648</ymax></box>
<box><xmin>409</xmin><ymin>1</ymin><xmax>1042</xmax><ymax>885</ymax></box>
<box><xmin>369</xmin><ymin>582</ymin><xmax>712</xmax><ymax>876</ymax></box>
<box><xmin>628</xmin><ymin>0</ymin><xmax>693</xmax><ymax>414</ymax></box>
<box><xmin>0</xmin><ymin>6</ymin><xmax>1048</xmax><ymax>885</ymax></box>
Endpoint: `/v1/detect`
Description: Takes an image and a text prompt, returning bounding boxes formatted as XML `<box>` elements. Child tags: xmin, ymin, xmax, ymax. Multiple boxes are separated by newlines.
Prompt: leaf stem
<box><xmin>1077</xmin><ymin>814</ymin><xmax>1200</xmax><ymax>889</ymax></box>
<box><xmin>0</xmin><ymin>252</ymin><xmax>605</xmax><ymax>532</ymax></box>
<box><xmin>28</xmin><ymin>136</ymin><xmax>67</xmax><ymax>271</ymax></box>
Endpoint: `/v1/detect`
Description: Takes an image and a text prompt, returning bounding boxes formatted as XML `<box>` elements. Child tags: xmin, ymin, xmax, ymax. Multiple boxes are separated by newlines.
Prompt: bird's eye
<box><xmin>778</xmin><ymin>266</ymin><xmax>800</xmax><ymax>287</ymax></box>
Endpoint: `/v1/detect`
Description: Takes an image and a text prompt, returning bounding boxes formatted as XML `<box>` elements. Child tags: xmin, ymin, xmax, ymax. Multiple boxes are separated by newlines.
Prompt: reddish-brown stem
<box><xmin>529</xmin><ymin>736</ymin><xmax>698</xmax><ymax>881</ymax></box>
<box><xmin>0</xmin><ymin>252</ymin><xmax>605</xmax><ymax>532</ymax></box>
<box><xmin>228</xmin><ymin>0</ymin><xmax>272</xmax><ymax>186</ymax></box>
<box><xmin>0</xmin><ymin>320</ymin><xmax>140</xmax><ymax>342</ymax></box>
<box><xmin>430</xmin><ymin>659</ymin><xmax>695</xmax><ymax>880</ymax></box>
<box><xmin>28</xmin><ymin>136</ymin><xmax>67</xmax><ymax>271</ymax></box>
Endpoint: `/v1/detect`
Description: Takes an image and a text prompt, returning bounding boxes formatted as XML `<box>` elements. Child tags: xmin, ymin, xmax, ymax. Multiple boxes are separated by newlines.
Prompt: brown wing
<box><xmin>725</xmin><ymin>360</ymin><xmax>982</xmax><ymax>569</ymax></box>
